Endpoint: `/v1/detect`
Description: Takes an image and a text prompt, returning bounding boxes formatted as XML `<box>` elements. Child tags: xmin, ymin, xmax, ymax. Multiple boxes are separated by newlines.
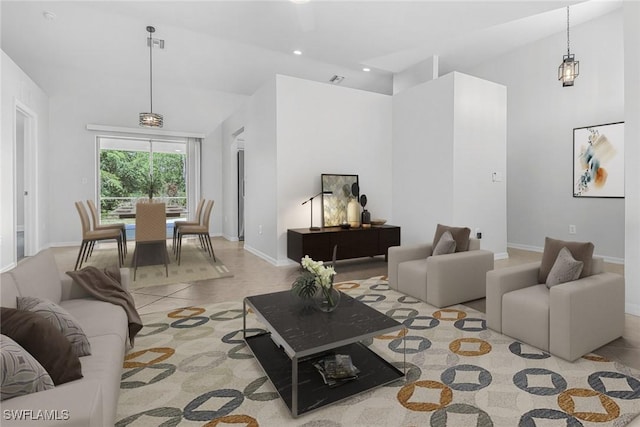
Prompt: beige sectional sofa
<box><xmin>1</xmin><ymin>250</ymin><xmax>130</xmax><ymax>426</ymax></box>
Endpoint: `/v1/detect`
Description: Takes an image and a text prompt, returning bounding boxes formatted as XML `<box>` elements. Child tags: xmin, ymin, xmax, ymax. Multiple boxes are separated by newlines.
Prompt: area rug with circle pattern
<box><xmin>116</xmin><ymin>276</ymin><xmax>640</xmax><ymax>426</ymax></box>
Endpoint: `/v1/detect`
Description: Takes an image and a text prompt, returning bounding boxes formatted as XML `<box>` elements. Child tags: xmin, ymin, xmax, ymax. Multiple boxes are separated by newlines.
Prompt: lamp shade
<box><xmin>558</xmin><ymin>54</ymin><xmax>579</xmax><ymax>87</ymax></box>
<box><xmin>139</xmin><ymin>112</ymin><xmax>163</xmax><ymax>128</ymax></box>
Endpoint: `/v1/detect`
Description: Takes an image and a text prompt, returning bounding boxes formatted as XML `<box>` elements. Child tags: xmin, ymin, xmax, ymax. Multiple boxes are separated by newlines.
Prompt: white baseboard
<box><xmin>222</xmin><ymin>234</ymin><xmax>240</xmax><ymax>242</ymax></box>
<box><xmin>507</xmin><ymin>243</ymin><xmax>624</xmax><ymax>265</ymax></box>
<box><xmin>494</xmin><ymin>252</ymin><xmax>509</xmax><ymax>260</ymax></box>
<box><xmin>626</xmin><ymin>303</ymin><xmax>640</xmax><ymax>317</ymax></box>
<box><xmin>243</xmin><ymin>245</ymin><xmax>279</xmax><ymax>266</ymax></box>
<box><xmin>507</xmin><ymin>243</ymin><xmax>544</xmax><ymax>253</ymax></box>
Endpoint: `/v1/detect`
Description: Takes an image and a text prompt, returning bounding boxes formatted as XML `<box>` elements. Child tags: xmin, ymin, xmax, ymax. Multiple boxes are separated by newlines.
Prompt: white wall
<box><xmin>1</xmin><ymin>51</ymin><xmax>50</xmax><ymax>270</ymax></box>
<box><xmin>202</xmin><ymin>127</ymin><xmax>224</xmax><ymax>235</ymax></box>
<box><xmin>392</xmin><ymin>72</ymin><xmax>507</xmax><ymax>256</ymax></box>
<box><xmin>45</xmin><ymin>75</ymin><xmax>246</xmax><ymax>246</ymax></box>
<box><xmin>392</xmin><ymin>73</ymin><xmax>455</xmax><ymax>245</ymax></box>
<box><xmin>469</xmin><ymin>9</ymin><xmax>625</xmax><ymax>262</ymax></box>
<box><xmin>452</xmin><ymin>72</ymin><xmax>507</xmax><ymax>257</ymax></box>
<box><xmin>275</xmin><ymin>75</ymin><xmax>393</xmax><ymax>264</ymax></box>
<box><xmin>624</xmin><ymin>1</ymin><xmax>640</xmax><ymax>315</ymax></box>
<box><xmin>244</xmin><ymin>78</ymin><xmax>278</xmax><ymax>263</ymax></box>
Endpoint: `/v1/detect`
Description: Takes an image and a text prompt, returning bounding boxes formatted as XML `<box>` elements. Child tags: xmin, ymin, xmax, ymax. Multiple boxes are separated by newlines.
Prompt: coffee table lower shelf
<box><xmin>245</xmin><ymin>332</ymin><xmax>404</xmax><ymax>417</ymax></box>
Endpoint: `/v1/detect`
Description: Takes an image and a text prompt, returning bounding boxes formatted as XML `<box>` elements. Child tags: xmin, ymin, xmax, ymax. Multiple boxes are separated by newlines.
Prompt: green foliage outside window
<box><xmin>99</xmin><ymin>150</ymin><xmax>187</xmax><ymax>214</ymax></box>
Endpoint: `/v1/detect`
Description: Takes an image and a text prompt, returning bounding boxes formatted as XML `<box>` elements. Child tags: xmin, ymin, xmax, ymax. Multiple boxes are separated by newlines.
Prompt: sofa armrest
<box><xmin>61</xmin><ymin>268</ymin><xmax>131</xmax><ymax>301</ymax></box>
<box><xmin>486</xmin><ymin>262</ymin><xmax>540</xmax><ymax>333</ymax></box>
<box><xmin>549</xmin><ymin>272</ymin><xmax>625</xmax><ymax>361</ymax></box>
<box><xmin>426</xmin><ymin>249</ymin><xmax>494</xmax><ymax>308</ymax></box>
<box><xmin>387</xmin><ymin>244</ymin><xmax>432</xmax><ymax>290</ymax></box>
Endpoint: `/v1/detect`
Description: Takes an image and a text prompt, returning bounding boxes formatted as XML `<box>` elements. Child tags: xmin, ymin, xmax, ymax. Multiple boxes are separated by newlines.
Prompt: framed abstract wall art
<box><xmin>573</xmin><ymin>121</ymin><xmax>624</xmax><ymax>198</ymax></box>
<box><xmin>321</xmin><ymin>174</ymin><xmax>359</xmax><ymax>227</ymax></box>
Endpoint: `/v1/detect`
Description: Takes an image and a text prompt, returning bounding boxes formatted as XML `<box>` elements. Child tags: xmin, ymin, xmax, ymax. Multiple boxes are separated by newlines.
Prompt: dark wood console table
<box><xmin>287</xmin><ymin>225</ymin><xmax>400</xmax><ymax>262</ymax></box>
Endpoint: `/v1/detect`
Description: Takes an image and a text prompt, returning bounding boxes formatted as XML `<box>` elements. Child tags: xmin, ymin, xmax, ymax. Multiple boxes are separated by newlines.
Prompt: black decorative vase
<box><xmin>361</xmin><ymin>209</ymin><xmax>371</xmax><ymax>225</ymax></box>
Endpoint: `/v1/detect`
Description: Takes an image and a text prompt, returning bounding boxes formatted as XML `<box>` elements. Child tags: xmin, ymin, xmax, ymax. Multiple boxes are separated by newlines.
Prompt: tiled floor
<box><xmin>52</xmin><ymin>238</ymin><xmax>639</xmax><ymax>370</ymax></box>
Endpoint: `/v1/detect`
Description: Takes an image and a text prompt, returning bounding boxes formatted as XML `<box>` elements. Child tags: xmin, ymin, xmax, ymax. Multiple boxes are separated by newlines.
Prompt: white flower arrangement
<box><xmin>292</xmin><ymin>256</ymin><xmax>337</xmax><ymax>301</ymax></box>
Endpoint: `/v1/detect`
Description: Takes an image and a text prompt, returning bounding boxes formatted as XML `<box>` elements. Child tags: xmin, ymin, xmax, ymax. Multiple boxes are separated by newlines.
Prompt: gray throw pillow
<box><xmin>0</xmin><ymin>334</ymin><xmax>54</xmax><ymax>401</ymax></box>
<box><xmin>432</xmin><ymin>230</ymin><xmax>457</xmax><ymax>255</ymax></box>
<box><xmin>17</xmin><ymin>297</ymin><xmax>91</xmax><ymax>357</ymax></box>
<box><xmin>432</xmin><ymin>224</ymin><xmax>470</xmax><ymax>253</ymax></box>
<box><xmin>539</xmin><ymin>237</ymin><xmax>594</xmax><ymax>283</ymax></box>
<box><xmin>546</xmin><ymin>247</ymin><xmax>584</xmax><ymax>288</ymax></box>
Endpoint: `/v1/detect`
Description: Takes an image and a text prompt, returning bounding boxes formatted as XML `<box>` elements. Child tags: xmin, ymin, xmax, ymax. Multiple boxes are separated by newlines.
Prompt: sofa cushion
<box><xmin>433</xmin><ymin>224</ymin><xmax>470</xmax><ymax>253</ymax></box>
<box><xmin>539</xmin><ymin>237</ymin><xmax>594</xmax><ymax>283</ymax></box>
<box><xmin>546</xmin><ymin>247</ymin><xmax>584</xmax><ymax>288</ymax></box>
<box><xmin>0</xmin><ymin>308</ymin><xmax>82</xmax><ymax>385</ymax></box>
<box><xmin>0</xmin><ymin>273</ymin><xmax>20</xmax><ymax>308</ymax></box>
<box><xmin>8</xmin><ymin>250</ymin><xmax>62</xmax><ymax>304</ymax></box>
<box><xmin>432</xmin><ymin>230</ymin><xmax>456</xmax><ymax>255</ymax></box>
<box><xmin>61</xmin><ymin>299</ymin><xmax>128</xmax><ymax>344</ymax></box>
<box><xmin>17</xmin><ymin>297</ymin><xmax>91</xmax><ymax>357</ymax></box>
<box><xmin>0</xmin><ymin>334</ymin><xmax>54</xmax><ymax>401</ymax></box>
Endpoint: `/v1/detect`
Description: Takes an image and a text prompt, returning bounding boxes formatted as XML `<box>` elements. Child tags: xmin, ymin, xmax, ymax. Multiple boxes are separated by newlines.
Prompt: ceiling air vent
<box><xmin>329</xmin><ymin>75</ymin><xmax>345</xmax><ymax>84</ymax></box>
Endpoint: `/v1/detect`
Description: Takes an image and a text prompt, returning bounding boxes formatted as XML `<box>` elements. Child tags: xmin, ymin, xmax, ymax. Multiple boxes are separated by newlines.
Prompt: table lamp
<box><xmin>302</xmin><ymin>191</ymin><xmax>332</xmax><ymax>231</ymax></box>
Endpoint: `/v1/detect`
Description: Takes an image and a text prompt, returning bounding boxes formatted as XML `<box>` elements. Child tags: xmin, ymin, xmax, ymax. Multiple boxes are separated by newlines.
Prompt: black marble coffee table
<box><xmin>243</xmin><ymin>289</ymin><xmax>405</xmax><ymax>417</ymax></box>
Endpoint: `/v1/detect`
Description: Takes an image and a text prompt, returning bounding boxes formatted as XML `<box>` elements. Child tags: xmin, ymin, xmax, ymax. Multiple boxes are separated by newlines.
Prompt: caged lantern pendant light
<box><xmin>558</xmin><ymin>6</ymin><xmax>579</xmax><ymax>87</ymax></box>
<box><xmin>139</xmin><ymin>26</ymin><xmax>163</xmax><ymax>127</ymax></box>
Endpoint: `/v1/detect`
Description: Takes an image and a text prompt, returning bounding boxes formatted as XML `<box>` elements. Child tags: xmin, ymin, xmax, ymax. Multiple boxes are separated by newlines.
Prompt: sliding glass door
<box><xmin>97</xmin><ymin>136</ymin><xmax>195</xmax><ymax>223</ymax></box>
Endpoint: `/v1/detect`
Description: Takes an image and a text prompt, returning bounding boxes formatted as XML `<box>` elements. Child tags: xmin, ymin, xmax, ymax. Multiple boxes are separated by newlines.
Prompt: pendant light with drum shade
<box><xmin>558</xmin><ymin>6</ymin><xmax>579</xmax><ymax>87</ymax></box>
<box><xmin>139</xmin><ymin>26</ymin><xmax>163</xmax><ymax>128</ymax></box>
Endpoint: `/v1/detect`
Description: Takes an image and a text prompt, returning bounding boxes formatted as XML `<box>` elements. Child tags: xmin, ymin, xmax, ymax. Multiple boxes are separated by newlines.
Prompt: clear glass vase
<box><xmin>313</xmin><ymin>286</ymin><xmax>341</xmax><ymax>313</ymax></box>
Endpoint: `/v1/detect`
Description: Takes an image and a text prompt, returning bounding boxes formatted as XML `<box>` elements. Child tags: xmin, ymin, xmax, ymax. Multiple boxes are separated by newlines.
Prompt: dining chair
<box><xmin>87</xmin><ymin>199</ymin><xmax>127</xmax><ymax>256</ymax></box>
<box><xmin>132</xmin><ymin>202</ymin><xmax>170</xmax><ymax>280</ymax></box>
<box><xmin>176</xmin><ymin>200</ymin><xmax>215</xmax><ymax>265</ymax></box>
<box><xmin>74</xmin><ymin>201</ymin><xmax>124</xmax><ymax>270</ymax></box>
<box><xmin>172</xmin><ymin>198</ymin><xmax>205</xmax><ymax>255</ymax></box>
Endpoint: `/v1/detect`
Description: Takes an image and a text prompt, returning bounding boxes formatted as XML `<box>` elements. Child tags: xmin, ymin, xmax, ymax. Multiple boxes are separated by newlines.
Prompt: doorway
<box><xmin>14</xmin><ymin>102</ymin><xmax>37</xmax><ymax>262</ymax></box>
<box><xmin>237</xmin><ymin>148</ymin><xmax>245</xmax><ymax>241</ymax></box>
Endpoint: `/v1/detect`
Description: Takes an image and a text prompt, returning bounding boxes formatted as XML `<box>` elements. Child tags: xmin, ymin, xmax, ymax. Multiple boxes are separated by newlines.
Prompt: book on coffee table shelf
<box><xmin>312</xmin><ymin>354</ymin><xmax>360</xmax><ymax>388</ymax></box>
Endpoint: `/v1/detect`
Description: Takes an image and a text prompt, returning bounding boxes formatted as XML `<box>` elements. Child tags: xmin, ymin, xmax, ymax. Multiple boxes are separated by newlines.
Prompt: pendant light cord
<box><xmin>149</xmin><ymin>29</ymin><xmax>154</xmax><ymax>114</ymax></box>
<box><xmin>566</xmin><ymin>6</ymin><xmax>571</xmax><ymax>56</ymax></box>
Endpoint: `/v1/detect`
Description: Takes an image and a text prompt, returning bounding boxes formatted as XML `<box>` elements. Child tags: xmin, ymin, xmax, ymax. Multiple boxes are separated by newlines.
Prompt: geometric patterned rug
<box><xmin>115</xmin><ymin>276</ymin><xmax>640</xmax><ymax>426</ymax></box>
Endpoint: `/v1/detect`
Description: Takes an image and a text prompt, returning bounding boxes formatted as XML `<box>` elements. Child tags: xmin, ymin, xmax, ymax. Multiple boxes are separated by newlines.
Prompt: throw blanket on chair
<box><xmin>67</xmin><ymin>266</ymin><xmax>143</xmax><ymax>346</ymax></box>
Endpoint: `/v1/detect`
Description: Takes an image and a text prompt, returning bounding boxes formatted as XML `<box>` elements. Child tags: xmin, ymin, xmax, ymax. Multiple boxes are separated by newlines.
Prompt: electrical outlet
<box><xmin>569</xmin><ymin>224</ymin><xmax>576</xmax><ymax>234</ymax></box>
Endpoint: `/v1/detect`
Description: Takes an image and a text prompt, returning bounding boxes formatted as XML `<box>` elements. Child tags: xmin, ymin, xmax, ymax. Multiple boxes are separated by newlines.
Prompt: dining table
<box><xmin>111</xmin><ymin>205</ymin><xmax>187</xmax><ymax>219</ymax></box>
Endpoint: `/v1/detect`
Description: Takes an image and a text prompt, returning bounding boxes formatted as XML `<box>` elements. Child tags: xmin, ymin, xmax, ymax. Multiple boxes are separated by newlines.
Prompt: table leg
<box><xmin>292</xmin><ymin>356</ymin><xmax>298</xmax><ymax>417</ymax></box>
<box><xmin>242</xmin><ymin>300</ymin><xmax>247</xmax><ymax>340</ymax></box>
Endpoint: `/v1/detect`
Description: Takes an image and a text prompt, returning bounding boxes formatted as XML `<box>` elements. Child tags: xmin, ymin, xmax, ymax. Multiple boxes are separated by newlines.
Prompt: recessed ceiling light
<box><xmin>290</xmin><ymin>0</ymin><xmax>310</xmax><ymax>4</ymax></box>
<box><xmin>362</xmin><ymin>68</ymin><xmax>371</xmax><ymax>72</ymax></box>
<box><xmin>42</xmin><ymin>11</ymin><xmax>56</xmax><ymax>21</ymax></box>
<box><xmin>293</xmin><ymin>50</ymin><xmax>302</xmax><ymax>55</ymax></box>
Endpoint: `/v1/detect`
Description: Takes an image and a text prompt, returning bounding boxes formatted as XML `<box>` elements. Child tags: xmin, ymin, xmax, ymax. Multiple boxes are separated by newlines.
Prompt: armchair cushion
<box><xmin>432</xmin><ymin>230</ymin><xmax>456</xmax><ymax>255</ymax></box>
<box><xmin>539</xmin><ymin>237</ymin><xmax>594</xmax><ymax>283</ymax></box>
<box><xmin>433</xmin><ymin>224</ymin><xmax>470</xmax><ymax>253</ymax></box>
<box><xmin>545</xmin><ymin>247</ymin><xmax>584</xmax><ymax>288</ymax></box>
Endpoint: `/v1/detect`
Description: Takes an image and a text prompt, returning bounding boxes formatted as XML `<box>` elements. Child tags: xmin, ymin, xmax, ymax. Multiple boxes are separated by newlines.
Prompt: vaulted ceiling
<box><xmin>1</xmin><ymin>1</ymin><xmax>621</xmax><ymax>98</ymax></box>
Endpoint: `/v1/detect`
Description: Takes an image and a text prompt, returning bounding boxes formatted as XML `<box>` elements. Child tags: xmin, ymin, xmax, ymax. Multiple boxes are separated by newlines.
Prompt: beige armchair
<box><xmin>388</xmin><ymin>237</ymin><xmax>494</xmax><ymax>308</ymax></box>
<box><xmin>486</xmin><ymin>255</ymin><xmax>625</xmax><ymax>362</ymax></box>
